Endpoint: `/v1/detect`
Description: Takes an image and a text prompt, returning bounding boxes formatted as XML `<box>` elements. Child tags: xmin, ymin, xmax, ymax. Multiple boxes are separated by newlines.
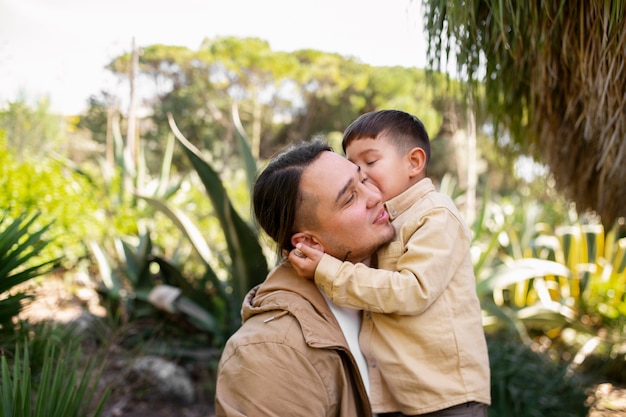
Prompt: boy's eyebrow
<box><xmin>335</xmin><ymin>165</ymin><xmax>360</xmax><ymax>204</ymax></box>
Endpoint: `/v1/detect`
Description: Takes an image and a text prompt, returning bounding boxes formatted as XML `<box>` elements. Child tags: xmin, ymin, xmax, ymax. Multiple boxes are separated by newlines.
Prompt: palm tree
<box><xmin>421</xmin><ymin>0</ymin><xmax>626</xmax><ymax>226</ymax></box>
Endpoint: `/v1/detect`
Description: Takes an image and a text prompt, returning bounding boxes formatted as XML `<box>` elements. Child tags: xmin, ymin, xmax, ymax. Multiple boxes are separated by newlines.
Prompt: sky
<box><xmin>0</xmin><ymin>0</ymin><xmax>427</xmax><ymax>115</ymax></box>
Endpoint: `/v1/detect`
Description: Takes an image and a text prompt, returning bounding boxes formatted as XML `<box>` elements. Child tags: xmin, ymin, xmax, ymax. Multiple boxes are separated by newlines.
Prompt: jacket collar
<box><xmin>384</xmin><ymin>177</ymin><xmax>435</xmax><ymax>221</ymax></box>
<box><xmin>242</xmin><ymin>260</ymin><xmax>348</xmax><ymax>350</ymax></box>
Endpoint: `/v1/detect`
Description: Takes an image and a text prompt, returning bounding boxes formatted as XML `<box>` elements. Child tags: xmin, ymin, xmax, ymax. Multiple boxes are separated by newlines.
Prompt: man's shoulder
<box><xmin>218</xmin><ymin>309</ymin><xmax>347</xmax><ymax>376</ymax></box>
<box><xmin>223</xmin><ymin>310</ymin><xmax>304</xmax><ymax>355</ymax></box>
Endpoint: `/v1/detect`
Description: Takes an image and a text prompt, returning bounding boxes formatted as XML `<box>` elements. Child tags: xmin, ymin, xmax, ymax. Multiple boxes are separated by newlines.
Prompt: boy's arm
<box><xmin>314</xmin><ymin>209</ymin><xmax>472</xmax><ymax>315</ymax></box>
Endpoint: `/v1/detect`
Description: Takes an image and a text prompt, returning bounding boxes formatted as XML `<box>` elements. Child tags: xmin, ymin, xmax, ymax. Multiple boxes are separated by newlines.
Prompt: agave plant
<box><xmin>0</xmin><ymin>212</ymin><xmax>58</xmax><ymax>335</ymax></box>
<box><xmin>133</xmin><ymin>111</ymin><xmax>269</xmax><ymax>341</ymax></box>
<box><xmin>83</xmin><ymin>102</ymin><xmax>269</xmax><ymax>349</ymax></box>
<box><xmin>475</xmin><ymin>201</ymin><xmax>626</xmax><ymax>379</ymax></box>
<box><xmin>88</xmin><ymin>225</ymin><xmax>219</xmax><ymax>335</ymax></box>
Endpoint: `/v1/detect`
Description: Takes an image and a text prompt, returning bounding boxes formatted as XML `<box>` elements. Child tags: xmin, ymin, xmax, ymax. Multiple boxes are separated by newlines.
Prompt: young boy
<box><xmin>289</xmin><ymin>110</ymin><xmax>491</xmax><ymax>417</ymax></box>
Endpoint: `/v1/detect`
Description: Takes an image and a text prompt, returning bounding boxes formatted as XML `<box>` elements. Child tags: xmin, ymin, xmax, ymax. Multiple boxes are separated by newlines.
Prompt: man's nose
<box><xmin>362</xmin><ymin>181</ymin><xmax>382</xmax><ymax>207</ymax></box>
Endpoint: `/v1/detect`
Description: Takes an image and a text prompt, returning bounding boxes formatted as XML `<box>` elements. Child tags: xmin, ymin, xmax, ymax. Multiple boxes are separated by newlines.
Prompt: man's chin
<box><xmin>383</xmin><ymin>226</ymin><xmax>396</xmax><ymax>244</ymax></box>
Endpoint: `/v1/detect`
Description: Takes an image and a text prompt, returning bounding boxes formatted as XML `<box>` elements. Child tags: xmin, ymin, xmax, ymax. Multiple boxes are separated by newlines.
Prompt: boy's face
<box><xmin>345</xmin><ymin>135</ymin><xmax>414</xmax><ymax>202</ymax></box>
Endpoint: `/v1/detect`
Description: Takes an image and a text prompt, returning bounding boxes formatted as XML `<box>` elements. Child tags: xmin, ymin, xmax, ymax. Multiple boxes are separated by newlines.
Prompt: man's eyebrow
<box><xmin>335</xmin><ymin>165</ymin><xmax>360</xmax><ymax>204</ymax></box>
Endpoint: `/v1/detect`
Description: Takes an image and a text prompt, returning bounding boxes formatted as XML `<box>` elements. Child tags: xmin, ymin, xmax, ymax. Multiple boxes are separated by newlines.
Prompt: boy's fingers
<box><xmin>296</xmin><ymin>243</ymin><xmax>317</xmax><ymax>255</ymax></box>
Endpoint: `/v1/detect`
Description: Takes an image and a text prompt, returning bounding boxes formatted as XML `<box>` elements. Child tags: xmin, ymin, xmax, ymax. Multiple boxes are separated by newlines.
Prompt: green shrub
<box><xmin>487</xmin><ymin>333</ymin><xmax>590</xmax><ymax>417</ymax></box>
<box><xmin>0</xmin><ymin>141</ymin><xmax>103</xmax><ymax>270</ymax></box>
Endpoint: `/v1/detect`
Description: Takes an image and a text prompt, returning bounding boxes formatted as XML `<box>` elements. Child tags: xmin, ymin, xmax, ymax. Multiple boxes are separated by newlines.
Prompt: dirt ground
<box><xmin>17</xmin><ymin>276</ymin><xmax>626</xmax><ymax>417</ymax></box>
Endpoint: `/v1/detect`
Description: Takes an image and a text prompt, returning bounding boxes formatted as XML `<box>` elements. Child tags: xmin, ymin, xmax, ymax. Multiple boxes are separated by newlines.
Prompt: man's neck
<box><xmin>339</xmin><ymin>250</ymin><xmax>372</xmax><ymax>265</ymax></box>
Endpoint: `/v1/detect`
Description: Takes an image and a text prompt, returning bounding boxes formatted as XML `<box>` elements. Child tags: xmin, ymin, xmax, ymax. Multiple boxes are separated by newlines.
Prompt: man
<box><xmin>215</xmin><ymin>140</ymin><xmax>395</xmax><ymax>416</ymax></box>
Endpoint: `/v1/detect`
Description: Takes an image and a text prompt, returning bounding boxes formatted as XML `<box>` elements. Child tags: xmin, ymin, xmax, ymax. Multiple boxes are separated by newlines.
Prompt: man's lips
<box><xmin>374</xmin><ymin>208</ymin><xmax>389</xmax><ymax>224</ymax></box>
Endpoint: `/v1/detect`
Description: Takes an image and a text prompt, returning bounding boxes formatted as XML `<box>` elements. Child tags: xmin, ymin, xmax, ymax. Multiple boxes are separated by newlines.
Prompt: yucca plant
<box><xmin>0</xmin><ymin>342</ymin><xmax>108</xmax><ymax>417</ymax></box>
<box><xmin>0</xmin><ymin>212</ymin><xmax>58</xmax><ymax>335</ymax></box>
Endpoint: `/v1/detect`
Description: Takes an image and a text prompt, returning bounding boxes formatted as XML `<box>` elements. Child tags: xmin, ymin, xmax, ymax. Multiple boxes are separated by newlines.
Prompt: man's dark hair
<box><xmin>253</xmin><ymin>139</ymin><xmax>332</xmax><ymax>255</ymax></box>
<box><xmin>342</xmin><ymin>109</ymin><xmax>431</xmax><ymax>163</ymax></box>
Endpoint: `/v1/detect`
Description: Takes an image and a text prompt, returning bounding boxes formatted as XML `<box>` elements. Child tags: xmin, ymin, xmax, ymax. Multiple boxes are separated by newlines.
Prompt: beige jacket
<box><xmin>316</xmin><ymin>178</ymin><xmax>491</xmax><ymax>415</ymax></box>
<box><xmin>215</xmin><ymin>261</ymin><xmax>372</xmax><ymax>417</ymax></box>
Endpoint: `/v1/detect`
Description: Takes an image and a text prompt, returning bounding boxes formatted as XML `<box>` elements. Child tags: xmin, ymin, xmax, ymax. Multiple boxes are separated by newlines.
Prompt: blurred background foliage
<box><xmin>1</xmin><ymin>29</ymin><xmax>624</xmax><ymax>415</ymax></box>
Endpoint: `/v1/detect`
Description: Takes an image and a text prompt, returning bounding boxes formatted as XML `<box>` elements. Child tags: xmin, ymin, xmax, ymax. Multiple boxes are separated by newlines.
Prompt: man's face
<box><xmin>297</xmin><ymin>151</ymin><xmax>394</xmax><ymax>263</ymax></box>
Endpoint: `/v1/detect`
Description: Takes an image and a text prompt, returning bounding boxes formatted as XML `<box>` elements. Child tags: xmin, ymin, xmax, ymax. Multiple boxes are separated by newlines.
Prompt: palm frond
<box><xmin>422</xmin><ymin>0</ymin><xmax>626</xmax><ymax>224</ymax></box>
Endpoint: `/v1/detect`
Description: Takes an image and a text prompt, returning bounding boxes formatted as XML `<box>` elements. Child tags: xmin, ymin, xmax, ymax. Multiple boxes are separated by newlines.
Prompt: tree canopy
<box><xmin>95</xmin><ymin>36</ymin><xmax>446</xmax><ymax>164</ymax></box>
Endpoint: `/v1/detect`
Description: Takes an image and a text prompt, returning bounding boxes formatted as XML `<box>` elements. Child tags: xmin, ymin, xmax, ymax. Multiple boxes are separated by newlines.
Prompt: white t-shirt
<box><xmin>320</xmin><ymin>291</ymin><xmax>370</xmax><ymax>396</ymax></box>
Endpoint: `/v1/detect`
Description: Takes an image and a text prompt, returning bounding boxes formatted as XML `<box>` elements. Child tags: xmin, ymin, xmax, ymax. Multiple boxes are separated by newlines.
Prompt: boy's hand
<box><xmin>288</xmin><ymin>243</ymin><xmax>324</xmax><ymax>280</ymax></box>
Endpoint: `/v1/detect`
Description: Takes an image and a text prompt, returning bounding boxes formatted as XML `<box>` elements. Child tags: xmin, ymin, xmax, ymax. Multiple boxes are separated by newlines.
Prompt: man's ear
<box><xmin>407</xmin><ymin>147</ymin><xmax>427</xmax><ymax>178</ymax></box>
<box><xmin>291</xmin><ymin>232</ymin><xmax>325</xmax><ymax>252</ymax></box>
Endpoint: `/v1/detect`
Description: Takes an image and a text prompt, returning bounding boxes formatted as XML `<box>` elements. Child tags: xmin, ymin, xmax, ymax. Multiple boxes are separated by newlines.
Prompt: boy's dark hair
<box><xmin>342</xmin><ymin>110</ymin><xmax>431</xmax><ymax>163</ymax></box>
<box><xmin>253</xmin><ymin>139</ymin><xmax>332</xmax><ymax>255</ymax></box>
